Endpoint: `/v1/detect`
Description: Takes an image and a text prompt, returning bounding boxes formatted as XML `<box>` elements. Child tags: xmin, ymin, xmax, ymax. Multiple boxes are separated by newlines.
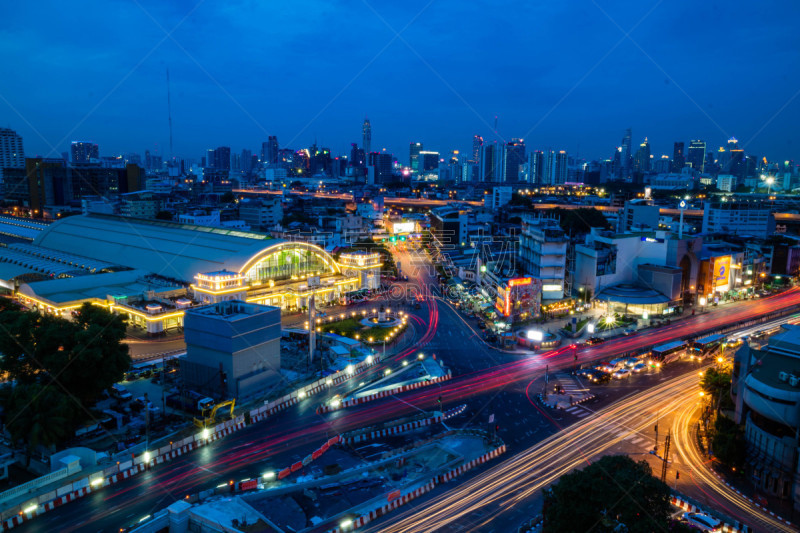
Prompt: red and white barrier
<box><xmin>317</xmin><ymin>371</ymin><xmax>453</xmax><ymax>414</ymax></box>
<box><xmin>438</xmin><ymin>445</ymin><xmax>507</xmax><ymax>483</ymax></box>
<box><xmin>341</xmin><ymin>415</ymin><xmax>442</xmax><ymax>445</ymax></box>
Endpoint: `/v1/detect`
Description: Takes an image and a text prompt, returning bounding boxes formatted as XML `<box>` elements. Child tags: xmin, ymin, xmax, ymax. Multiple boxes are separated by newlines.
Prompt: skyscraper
<box><xmin>409</xmin><ymin>142</ymin><xmax>423</xmax><ymax>173</ymax></box>
<box><xmin>261</xmin><ymin>136</ymin><xmax>279</xmax><ymax>164</ymax></box>
<box><xmin>687</xmin><ymin>140</ymin><xmax>706</xmax><ymax>172</ymax></box>
<box><xmin>620</xmin><ymin>128</ymin><xmax>632</xmax><ymax>176</ymax></box>
<box><xmin>503</xmin><ymin>138</ymin><xmax>526</xmax><ymax>182</ymax></box>
<box><xmin>671</xmin><ymin>142</ymin><xmax>685</xmax><ymax>173</ymax></box>
<box><xmin>71</xmin><ymin>141</ymin><xmax>99</xmax><ymax>163</ymax></box>
<box><xmin>472</xmin><ymin>135</ymin><xmax>483</xmax><ymax>165</ymax></box>
<box><xmin>481</xmin><ymin>143</ymin><xmax>503</xmax><ymax>182</ymax></box>
<box><xmin>362</xmin><ymin>117</ymin><xmax>371</xmax><ymax>155</ymax></box>
<box><xmin>633</xmin><ymin>138</ymin><xmax>651</xmax><ymax>173</ymax></box>
<box><xmin>527</xmin><ymin>150</ymin><xmax>544</xmax><ymax>184</ymax></box>
<box><xmin>0</xmin><ymin>127</ymin><xmax>24</xmax><ymax>183</ymax></box>
<box><xmin>368</xmin><ymin>152</ymin><xmax>393</xmax><ymax>184</ymax></box>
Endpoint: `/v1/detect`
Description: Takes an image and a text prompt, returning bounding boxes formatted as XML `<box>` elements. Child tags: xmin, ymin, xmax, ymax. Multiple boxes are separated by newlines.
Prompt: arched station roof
<box><xmin>32</xmin><ymin>214</ymin><xmax>336</xmax><ymax>282</ymax></box>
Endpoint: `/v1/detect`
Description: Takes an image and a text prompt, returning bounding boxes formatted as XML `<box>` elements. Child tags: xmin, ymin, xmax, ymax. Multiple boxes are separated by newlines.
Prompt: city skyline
<box><xmin>1</xmin><ymin>1</ymin><xmax>799</xmax><ymax>162</ymax></box>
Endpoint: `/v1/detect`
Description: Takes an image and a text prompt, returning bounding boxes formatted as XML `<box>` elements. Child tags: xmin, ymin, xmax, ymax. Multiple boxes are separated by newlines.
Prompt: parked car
<box><xmin>682</xmin><ymin>512</ymin><xmax>721</xmax><ymax>532</ymax></box>
<box><xmin>110</xmin><ymin>384</ymin><xmax>133</xmax><ymax>401</ymax></box>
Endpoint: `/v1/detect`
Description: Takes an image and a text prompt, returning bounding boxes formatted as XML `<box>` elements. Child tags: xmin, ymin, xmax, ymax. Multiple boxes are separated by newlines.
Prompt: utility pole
<box><xmin>543</xmin><ymin>364</ymin><xmax>549</xmax><ymax>400</ymax></box>
<box><xmin>660</xmin><ymin>430</ymin><xmax>671</xmax><ymax>484</ymax></box>
<box><xmin>654</xmin><ymin>413</ymin><xmax>659</xmax><ymax>455</ymax></box>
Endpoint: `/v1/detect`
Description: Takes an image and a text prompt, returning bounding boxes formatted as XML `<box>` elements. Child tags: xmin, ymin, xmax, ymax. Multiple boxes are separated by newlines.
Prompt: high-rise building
<box><xmin>472</xmin><ymin>135</ymin><xmax>483</xmax><ymax>165</ymax></box>
<box><xmin>71</xmin><ymin>141</ymin><xmax>99</xmax><ymax>164</ymax></box>
<box><xmin>504</xmin><ymin>138</ymin><xmax>526</xmax><ymax>182</ymax></box>
<box><xmin>0</xmin><ymin>127</ymin><xmax>24</xmax><ymax>184</ymax></box>
<box><xmin>633</xmin><ymin>138</ymin><xmax>651</xmax><ymax>173</ymax></box>
<box><xmin>543</xmin><ymin>150</ymin><xmax>568</xmax><ymax>185</ymax></box>
<box><xmin>261</xmin><ymin>136</ymin><xmax>279</xmax><ymax>164</ymax></box>
<box><xmin>620</xmin><ymin>128</ymin><xmax>632</xmax><ymax>176</ymax></box>
<box><xmin>671</xmin><ymin>141</ymin><xmax>685</xmax><ymax>173</ymax></box>
<box><xmin>350</xmin><ymin>143</ymin><xmax>365</xmax><ymax>169</ymax></box>
<box><xmin>368</xmin><ymin>152</ymin><xmax>393</xmax><ymax>184</ymax></box>
<box><xmin>213</xmin><ymin>147</ymin><xmax>231</xmax><ymax>170</ymax></box>
<box><xmin>362</xmin><ymin>117</ymin><xmax>371</xmax><ymax>155</ymax></box>
<box><xmin>241</xmin><ymin>149</ymin><xmax>253</xmax><ymax>173</ymax></box>
<box><xmin>409</xmin><ymin>142</ymin><xmax>423</xmax><ymax>173</ymax></box>
<box><xmin>419</xmin><ymin>151</ymin><xmax>440</xmax><ymax>179</ymax></box>
<box><xmin>27</xmin><ymin>158</ymin><xmax>70</xmax><ymax>213</ymax></box>
<box><xmin>687</xmin><ymin>140</ymin><xmax>706</xmax><ymax>172</ymax></box>
<box><xmin>481</xmin><ymin>143</ymin><xmax>503</xmax><ymax>182</ymax></box>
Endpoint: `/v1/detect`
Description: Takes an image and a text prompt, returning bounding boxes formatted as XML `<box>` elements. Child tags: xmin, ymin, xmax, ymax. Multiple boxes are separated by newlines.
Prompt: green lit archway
<box><xmin>239</xmin><ymin>241</ymin><xmax>340</xmax><ymax>284</ymax></box>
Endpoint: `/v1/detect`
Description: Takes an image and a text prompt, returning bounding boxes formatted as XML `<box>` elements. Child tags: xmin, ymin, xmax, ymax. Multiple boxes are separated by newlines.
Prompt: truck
<box><xmin>166</xmin><ymin>390</ymin><xmax>214</xmax><ymax>414</ymax></box>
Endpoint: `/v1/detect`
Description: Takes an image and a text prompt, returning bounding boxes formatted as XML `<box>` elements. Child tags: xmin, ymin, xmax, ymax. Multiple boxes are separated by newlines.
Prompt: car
<box><xmin>595</xmin><ymin>362</ymin><xmax>614</xmax><ymax>373</ymax></box>
<box><xmin>111</xmin><ymin>384</ymin><xmax>133</xmax><ymax>401</ymax></box>
<box><xmin>609</xmin><ymin>357</ymin><xmax>627</xmax><ymax>368</ymax></box>
<box><xmin>632</xmin><ymin>362</ymin><xmax>647</xmax><ymax>373</ymax></box>
<box><xmin>586</xmin><ymin>370</ymin><xmax>611</xmax><ymax>384</ymax></box>
<box><xmin>575</xmin><ymin>368</ymin><xmax>595</xmax><ymax>378</ymax></box>
<box><xmin>623</xmin><ymin>328</ymin><xmax>637</xmax><ymax>336</ymax></box>
<box><xmin>682</xmin><ymin>512</ymin><xmax>721</xmax><ymax>532</ymax></box>
<box><xmin>586</xmin><ymin>337</ymin><xmax>605</xmax><ymax>345</ymax></box>
<box><xmin>612</xmin><ymin>368</ymin><xmax>630</xmax><ymax>379</ymax></box>
<box><xmin>624</xmin><ymin>357</ymin><xmax>641</xmax><ymax>367</ymax></box>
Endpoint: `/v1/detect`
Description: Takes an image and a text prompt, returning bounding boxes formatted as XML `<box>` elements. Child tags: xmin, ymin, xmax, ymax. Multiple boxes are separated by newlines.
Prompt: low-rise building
<box><xmin>518</xmin><ymin>215</ymin><xmax>567</xmax><ymax>301</ymax></box>
<box><xmin>732</xmin><ymin>324</ymin><xmax>800</xmax><ymax>508</ymax></box>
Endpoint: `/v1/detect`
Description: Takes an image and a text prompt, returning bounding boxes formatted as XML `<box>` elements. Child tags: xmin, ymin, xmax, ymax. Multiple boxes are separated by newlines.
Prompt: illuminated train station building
<box><xmin>0</xmin><ymin>214</ymin><xmax>381</xmax><ymax>334</ymax></box>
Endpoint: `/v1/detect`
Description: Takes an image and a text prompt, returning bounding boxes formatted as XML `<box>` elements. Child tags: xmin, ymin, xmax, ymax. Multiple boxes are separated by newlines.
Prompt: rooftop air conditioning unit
<box><xmin>779</xmin><ymin>371</ymin><xmax>789</xmax><ymax>382</ymax></box>
<box><xmin>789</xmin><ymin>375</ymin><xmax>800</xmax><ymax>387</ymax></box>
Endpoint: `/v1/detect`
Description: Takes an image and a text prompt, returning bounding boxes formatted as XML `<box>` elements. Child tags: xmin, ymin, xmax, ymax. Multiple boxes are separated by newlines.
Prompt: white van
<box><xmin>111</xmin><ymin>384</ymin><xmax>133</xmax><ymax>401</ymax></box>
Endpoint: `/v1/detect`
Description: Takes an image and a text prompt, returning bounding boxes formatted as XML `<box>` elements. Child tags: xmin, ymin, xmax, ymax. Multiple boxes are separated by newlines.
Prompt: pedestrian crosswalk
<box><xmin>564</xmin><ymin>405</ymin><xmax>592</xmax><ymax>418</ymax></box>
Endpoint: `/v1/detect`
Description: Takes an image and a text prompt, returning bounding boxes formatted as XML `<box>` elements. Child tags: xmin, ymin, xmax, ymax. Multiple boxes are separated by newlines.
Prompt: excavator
<box><xmin>193</xmin><ymin>399</ymin><xmax>236</xmax><ymax>429</ymax></box>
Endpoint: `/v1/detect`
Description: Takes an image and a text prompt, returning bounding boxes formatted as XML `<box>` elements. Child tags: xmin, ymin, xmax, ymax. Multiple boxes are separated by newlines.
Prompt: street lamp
<box><xmin>699</xmin><ymin>296</ymin><xmax>706</xmax><ymax>313</ymax></box>
<box><xmin>766</xmin><ymin>176</ymin><xmax>775</xmax><ymax>197</ymax></box>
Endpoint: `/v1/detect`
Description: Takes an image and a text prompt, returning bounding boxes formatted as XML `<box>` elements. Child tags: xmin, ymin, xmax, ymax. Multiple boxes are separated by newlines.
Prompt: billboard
<box><xmin>713</xmin><ymin>256</ymin><xmax>731</xmax><ymax>288</ymax></box>
<box><xmin>392</xmin><ymin>221</ymin><xmax>415</xmax><ymax>234</ymax></box>
<box><xmin>495</xmin><ymin>277</ymin><xmax>542</xmax><ymax>322</ymax></box>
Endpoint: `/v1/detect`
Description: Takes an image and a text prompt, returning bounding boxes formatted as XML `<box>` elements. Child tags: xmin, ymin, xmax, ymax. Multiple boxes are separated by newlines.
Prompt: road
<box><xmin>14</xmin><ymin>259</ymin><xmax>800</xmax><ymax>532</ymax></box>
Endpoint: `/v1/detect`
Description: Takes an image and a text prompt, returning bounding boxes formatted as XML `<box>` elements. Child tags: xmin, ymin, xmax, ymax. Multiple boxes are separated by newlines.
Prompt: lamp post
<box><xmin>699</xmin><ymin>296</ymin><xmax>706</xmax><ymax>314</ymax></box>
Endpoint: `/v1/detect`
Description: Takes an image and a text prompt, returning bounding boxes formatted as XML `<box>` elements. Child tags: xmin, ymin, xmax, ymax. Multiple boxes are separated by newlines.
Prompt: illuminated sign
<box><xmin>641</xmin><ymin>237</ymin><xmax>664</xmax><ymax>243</ymax></box>
<box><xmin>508</xmin><ymin>277</ymin><xmax>532</xmax><ymax>287</ymax></box>
<box><xmin>713</xmin><ymin>256</ymin><xmax>731</xmax><ymax>288</ymax></box>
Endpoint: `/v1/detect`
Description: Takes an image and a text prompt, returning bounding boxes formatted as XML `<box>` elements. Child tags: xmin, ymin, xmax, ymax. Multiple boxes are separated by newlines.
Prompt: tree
<box><xmin>44</xmin><ymin>303</ymin><xmax>130</xmax><ymax>408</ymax></box>
<box><xmin>219</xmin><ymin>191</ymin><xmax>236</xmax><ymax>204</ymax></box>
<box><xmin>2</xmin><ymin>383</ymin><xmax>71</xmax><ymax>466</ymax></box>
<box><xmin>701</xmin><ymin>368</ymin><xmax>731</xmax><ymax>411</ymax></box>
<box><xmin>551</xmin><ymin>207</ymin><xmax>611</xmax><ymax>235</ymax></box>
<box><xmin>711</xmin><ymin>416</ymin><xmax>746</xmax><ymax>469</ymax></box>
<box><xmin>543</xmin><ymin>455</ymin><xmax>673</xmax><ymax>533</ymax></box>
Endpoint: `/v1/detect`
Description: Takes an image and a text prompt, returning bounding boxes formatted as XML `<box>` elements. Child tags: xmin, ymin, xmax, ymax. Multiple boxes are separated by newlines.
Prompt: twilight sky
<box><xmin>1</xmin><ymin>0</ymin><xmax>799</xmax><ymax>164</ymax></box>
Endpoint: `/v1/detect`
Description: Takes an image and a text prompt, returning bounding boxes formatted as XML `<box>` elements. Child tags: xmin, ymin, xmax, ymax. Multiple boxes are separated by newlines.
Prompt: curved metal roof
<box><xmin>32</xmin><ymin>214</ymin><xmax>291</xmax><ymax>281</ymax></box>
<box><xmin>595</xmin><ymin>284</ymin><xmax>670</xmax><ymax>305</ymax></box>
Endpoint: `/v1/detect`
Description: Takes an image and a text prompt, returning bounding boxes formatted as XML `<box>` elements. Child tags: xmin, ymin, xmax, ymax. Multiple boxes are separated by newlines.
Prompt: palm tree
<box><xmin>701</xmin><ymin>368</ymin><xmax>732</xmax><ymax>413</ymax></box>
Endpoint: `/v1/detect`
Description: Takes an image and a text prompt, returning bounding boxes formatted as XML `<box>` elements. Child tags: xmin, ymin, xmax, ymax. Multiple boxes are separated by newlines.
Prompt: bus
<box><xmin>650</xmin><ymin>340</ymin><xmax>690</xmax><ymax>365</ymax></box>
<box><xmin>691</xmin><ymin>333</ymin><xmax>726</xmax><ymax>361</ymax></box>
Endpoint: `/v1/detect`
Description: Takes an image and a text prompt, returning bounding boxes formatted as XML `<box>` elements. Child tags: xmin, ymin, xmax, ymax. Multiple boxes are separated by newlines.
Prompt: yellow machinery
<box><xmin>194</xmin><ymin>399</ymin><xmax>236</xmax><ymax>429</ymax></box>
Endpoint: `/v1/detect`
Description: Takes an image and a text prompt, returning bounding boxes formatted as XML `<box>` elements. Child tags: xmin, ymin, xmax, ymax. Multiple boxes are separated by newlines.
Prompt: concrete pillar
<box><xmin>167</xmin><ymin>500</ymin><xmax>192</xmax><ymax>533</ymax></box>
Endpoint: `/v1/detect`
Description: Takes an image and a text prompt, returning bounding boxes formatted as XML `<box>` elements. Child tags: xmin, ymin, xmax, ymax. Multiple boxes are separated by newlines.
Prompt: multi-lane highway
<box><xmin>14</xmin><ymin>256</ymin><xmax>800</xmax><ymax>532</ymax></box>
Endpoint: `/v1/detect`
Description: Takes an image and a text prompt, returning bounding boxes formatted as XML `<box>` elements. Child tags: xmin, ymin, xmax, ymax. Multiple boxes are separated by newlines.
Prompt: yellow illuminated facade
<box><xmin>16</xmin><ymin>242</ymin><xmax>383</xmax><ymax>335</ymax></box>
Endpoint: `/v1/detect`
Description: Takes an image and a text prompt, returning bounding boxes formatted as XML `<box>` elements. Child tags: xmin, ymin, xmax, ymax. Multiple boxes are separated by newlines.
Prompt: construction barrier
<box><xmin>323</xmin><ymin>443</ymin><xmax>508</xmax><ymax>533</ymax></box>
<box><xmin>438</xmin><ymin>445</ymin><xmax>507</xmax><ymax>483</ymax></box>
<box><xmin>317</xmin><ymin>370</ymin><xmax>453</xmax><ymax>414</ymax></box>
<box><xmin>341</xmin><ymin>415</ymin><xmax>443</xmax><ymax>445</ymax></box>
<box><xmin>670</xmin><ymin>495</ymin><xmax>750</xmax><ymax>533</ymax></box>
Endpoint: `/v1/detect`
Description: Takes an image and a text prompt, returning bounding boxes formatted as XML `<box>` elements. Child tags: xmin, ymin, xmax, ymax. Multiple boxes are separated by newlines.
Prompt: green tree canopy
<box><xmin>550</xmin><ymin>207</ymin><xmax>611</xmax><ymax>235</ymax></box>
<box><xmin>2</xmin><ymin>383</ymin><xmax>71</xmax><ymax>465</ymax></box>
<box><xmin>543</xmin><ymin>455</ymin><xmax>674</xmax><ymax>533</ymax></box>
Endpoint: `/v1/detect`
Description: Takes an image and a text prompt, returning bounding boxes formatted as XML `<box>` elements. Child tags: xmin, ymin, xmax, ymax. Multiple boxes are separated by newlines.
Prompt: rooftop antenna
<box><xmin>167</xmin><ymin>68</ymin><xmax>174</xmax><ymax>161</ymax></box>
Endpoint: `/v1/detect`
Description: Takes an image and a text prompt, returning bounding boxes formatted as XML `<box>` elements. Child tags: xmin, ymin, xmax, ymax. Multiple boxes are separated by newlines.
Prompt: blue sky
<box><xmin>1</xmin><ymin>0</ymin><xmax>799</xmax><ymax>163</ymax></box>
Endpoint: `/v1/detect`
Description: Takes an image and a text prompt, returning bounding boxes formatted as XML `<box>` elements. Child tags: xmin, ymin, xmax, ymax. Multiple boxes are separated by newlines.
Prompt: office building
<box><xmin>70</xmin><ymin>141</ymin><xmax>99</xmax><ymax>164</ymax></box>
<box><xmin>368</xmin><ymin>152</ymin><xmax>393</xmax><ymax>184</ymax></box>
<box><xmin>238</xmin><ymin>197</ymin><xmax>283</xmax><ymax>231</ymax></box>
<box><xmin>182</xmin><ymin>300</ymin><xmax>282</xmax><ymax>399</ymax></box>
<box><xmin>409</xmin><ymin>142</ymin><xmax>423</xmax><ymax>173</ymax></box>
<box><xmin>617</xmin><ymin>200</ymin><xmax>661</xmax><ymax>233</ymax></box>
<box><xmin>489</xmin><ymin>186</ymin><xmax>512</xmax><ymax>210</ymax></box>
<box><xmin>362</xmin><ymin>117</ymin><xmax>371</xmax><ymax>154</ymax></box>
<box><xmin>212</xmin><ymin>146</ymin><xmax>231</xmax><ymax>170</ymax></box>
<box><xmin>524</xmin><ymin>150</ymin><xmax>544</xmax><ymax>184</ymax></box>
<box><xmin>702</xmin><ymin>200</ymin><xmax>776</xmax><ymax>239</ymax></box>
<box><xmin>504</xmin><ymin>138</ymin><xmax>526</xmax><ymax>182</ymax></box>
<box><xmin>0</xmin><ymin>127</ymin><xmax>24</xmax><ymax>184</ymax></box>
<box><xmin>519</xmin><ymin>215</ymin><xmax>568</xmax><ymax>300</ymax></box>
<box><xmin>261</xmin><ymin>136</ymin><xmax>278</xmax><ymax>165</ymax></box>
<box><xmin>26</xmin><ymin>158</ymin><xmax>70</xmax><ymax>214</ymax></box>
<box><xmin>671</xmin><ymin>142</ymin><xmax>685</xmax><ymax>173</ymax></box>
<box><xmin>732</xmin><ymin>324</ymin><xmax>800</xmax><ymax>507</ymax></box>
<box><xmin>687</xmin><ymin>140</ymin><xmax>706</xmax><ymax>173</ymax></box>
<box><xmin>419</xmin><ymin>151</ymin><xmax>439</xmax><ymax>180</ymax></box>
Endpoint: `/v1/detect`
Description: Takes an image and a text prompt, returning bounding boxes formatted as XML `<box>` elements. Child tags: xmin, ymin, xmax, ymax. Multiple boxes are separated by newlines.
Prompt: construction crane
<box><xmin>194</xmin><ymin>399</ymin><xmax>236</xmax><ymax>429</ymax></box>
